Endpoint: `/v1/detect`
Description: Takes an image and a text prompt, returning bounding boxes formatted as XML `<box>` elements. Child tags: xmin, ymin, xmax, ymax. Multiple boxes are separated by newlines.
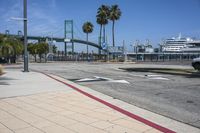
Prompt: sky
<box><xmin>1</xmin><ymin>0</ymin><xmax>200</xmax><ymax>52</ymax></box>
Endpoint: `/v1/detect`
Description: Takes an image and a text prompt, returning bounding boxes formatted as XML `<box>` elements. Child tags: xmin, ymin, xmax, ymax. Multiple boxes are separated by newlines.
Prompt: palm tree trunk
<box><xmin>112</xmin><ymin>20</ymin><xmax>115</xmax><ymax>47</ymax></box>
<box><xmin>99</xmin><ymin>24</ymin><xmax>102</xmax><ymax>45</ymax></box>
<box><xmin>86</xmin><ymin>33</ymin><xmax>89</xmax><ymax>61</ymax></box>
<box><xmin>99</xmin><ymin>24</ymin><xmax>102</xmax><ymax>56</ymax></box>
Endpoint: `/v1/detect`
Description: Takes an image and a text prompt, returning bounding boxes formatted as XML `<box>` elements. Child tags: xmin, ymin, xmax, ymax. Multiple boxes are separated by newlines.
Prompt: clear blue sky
<box><xmin>0</xmin><ymin>0</ymin><xmax>200</xmax><ymax>52</ymax></box>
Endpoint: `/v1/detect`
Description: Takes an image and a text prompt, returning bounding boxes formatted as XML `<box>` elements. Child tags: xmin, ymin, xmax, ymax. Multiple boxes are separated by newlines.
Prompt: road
<box><xmin>29</xmin><ymin>62</ymin><xmax>200</xmax><ymax>128</ymax></box>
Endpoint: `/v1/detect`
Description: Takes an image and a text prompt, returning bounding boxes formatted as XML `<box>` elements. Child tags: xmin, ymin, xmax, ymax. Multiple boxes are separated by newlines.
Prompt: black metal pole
<box><xmin>23</xmin><ymin>0</ymin><xmax>28</xmax><ymax>72</ymax></box>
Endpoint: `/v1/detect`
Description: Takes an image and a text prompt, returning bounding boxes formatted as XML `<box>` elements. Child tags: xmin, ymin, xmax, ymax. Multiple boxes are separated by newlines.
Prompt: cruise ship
<box><xmin>162</xmin><ymin>33</ymin><xmax>200</xmax><ymax>53</ymax></box>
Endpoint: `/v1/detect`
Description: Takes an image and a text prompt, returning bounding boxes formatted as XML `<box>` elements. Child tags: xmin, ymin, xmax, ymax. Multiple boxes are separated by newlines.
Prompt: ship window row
<box><xmin>165</xmin><ymin>46</ymin><xmax>183</xmax><ymax>48</ymax></box>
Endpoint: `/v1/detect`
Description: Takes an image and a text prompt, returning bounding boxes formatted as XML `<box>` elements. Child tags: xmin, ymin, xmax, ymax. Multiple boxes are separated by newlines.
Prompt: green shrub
<box><xmin>0</xmin><ymin>65</ymin><xmax>4</xmax><ymax>75</ymax></box>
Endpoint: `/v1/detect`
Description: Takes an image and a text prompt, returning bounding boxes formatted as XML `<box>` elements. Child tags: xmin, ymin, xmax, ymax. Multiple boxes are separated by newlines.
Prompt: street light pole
<box><xmin>23</xmin><ymin>0</ymin><xmax>28</xmax><ymax>72</ymax></box>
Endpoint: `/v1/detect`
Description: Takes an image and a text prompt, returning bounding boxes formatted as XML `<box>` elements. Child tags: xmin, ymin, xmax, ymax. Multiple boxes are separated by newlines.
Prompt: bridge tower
<box><xmin>5</xmin><ymin>30</ymin><xmax>9</xmax><ymax>35</ymax></box>
<box><xmin>18</xmin><ymin>30</ymin><xmax>22</xmax><ymax>36</ymax></box>
<box><xmin>64</xmin><ymin>20</ymin><xmax>74</xmax><ymax>56</ymax></box>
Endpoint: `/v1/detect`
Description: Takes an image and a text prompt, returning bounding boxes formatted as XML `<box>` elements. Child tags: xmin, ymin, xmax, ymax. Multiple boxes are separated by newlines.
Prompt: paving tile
<box><xmin>90</xmin><ymin>120</ymin><xmax>115</xmax><ymax>129</ymax></box>
<box><xmin>66</xmin><ymin>113</ymin><xmax>99</xmax><ymax>124</ymax></box>
<box><xmin>83</xmin><ymin>101</ymin><xmax>108</xmax><ymax>108</ymax></box>
<box><xmin>32</xmin><ymin>120</ymin><xmax>55</xmax><ymax>129</ymax></box>
<box><xmin>68</xmin><ymin>123</ymin><xmax>107</xmax><ymax>133</ymax></box>
<box><xmin>143</xmin><ymin>128</ymin><xmax>162</xmax><ymax>133</ymax></box>
<box><xmin>0</xmin><ymin>102</ymin><xmax>21</xmax><ymax>115</ymax></box>
<box><xmin>111</xmin><ymin>118</ymin><xmax>152</xmax><ymax>132</ymax></box>
<box><xmin>0</xmin><ymin>123</ymin><xmax>7</xmax><ymax>129</ymax></box>
<box><xmin>0</xmin><ymin>110</ymin><xmax>13</xmax><ymax>120</ymax></box>
<box><xmin>0</xmin><ymin>128</ymin><xmax>14</xmax><ymax>133</ymax></box>
<box><xmin>46</xmin><ymin>115</ymin><xmax>78</xmax><ymax>127</ymax></box>
<box><xmin>2</xmin><ymin>99</ymin><xmax>29</xmax><ymax>108</ymax></box>
<box><xmin>105</xmin><ymin>125</ymin><xmax>139</xmax><ymax>133</ymax></box>
<box><xmin>25</xmin><ymin>106</ymin><xmax>56</xmax><ymax>117</ymax></box>
<box><xmin>1</xmin><ymin>105</ymin><xmax>28</xmax><ymax>116</ymax></box>
<box><xmin>64</xmin><ymin>105</ymin><xmax>93</xmax><ymax>114</ymax></box>
<box><xmin>0</xmin><ymin>118</ymin><xmax>31</xmax><ymax>130</ymax></box>
<box><xmin>104</xmin><ymin>110</ymin><xmax>127</xmax><ymax>118</ymax></box>
<box><xmin>16</xmin><ymin>97</ymin><xmax>40</xmax><ymax>105</ymax></box>
<box><xmin>34</xmin><ymin>103</ymin><xmax>64</xmax><ymax>112</ymax></box>
<box><xmin>0</xmin><ymin>88</ymin><xmax>167</xmax><ymax>133</ymax></box>
<box><xmin>76</xmin><ymin>103</ymin><xmax>101</xmax><ymax>110</ymax></box>
<box><xmin>0</xmin><ymin>122</ymin><xmax>13</xmax><ymax>133</ymax></box>
<box><xmin>85</xmin><ymin>112</ymin><xmax>122</xmax><ymax>122</ymax></box>
<box><xmin>15</xmin><ymin>127</ymin><xmax>44</xmax><ymax>133</ymax></box>
<box><xmin>57</xmin><ymin>110</ymin><xmax>76</xmax><ymax>116</ymax></box>
<box><xmin>93</xmin><ymin>107</ymin><xmax>113</xmax><ymax>113</ymax></box>
<box><xmin>15</xmin><ymin>112</ymin><xmax>44</xmax><ymax>124</ymax></box>
<box><xmin>41</xmin><ymin>124</ymin><xmax>75</xmax><ymax>133</ymax></box>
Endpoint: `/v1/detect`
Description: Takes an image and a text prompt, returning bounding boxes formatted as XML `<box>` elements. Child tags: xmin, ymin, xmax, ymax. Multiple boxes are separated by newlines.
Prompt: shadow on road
<box><xmin>119</xmin><ymin>68</ymin><xmax>200</xmax><ymax>78</ymax></box>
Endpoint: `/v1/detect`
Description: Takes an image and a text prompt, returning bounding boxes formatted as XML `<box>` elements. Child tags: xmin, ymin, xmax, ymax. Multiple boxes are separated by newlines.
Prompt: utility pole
<box><xmin>64</xmin><ymin>20</ymin><xmax>67</xmax><ymax>56</ymax></box>
<box><xmin>23</xmin><ymin>0</ymin><xmax>28</xmax><ymax>72</ymax></box>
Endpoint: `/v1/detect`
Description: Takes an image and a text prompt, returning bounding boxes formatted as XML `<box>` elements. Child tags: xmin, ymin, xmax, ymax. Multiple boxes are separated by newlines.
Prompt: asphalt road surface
<box><xmin>29</xmin><ymin>62</ymin><xmax>200</xmax><ymax>128</ymax></box>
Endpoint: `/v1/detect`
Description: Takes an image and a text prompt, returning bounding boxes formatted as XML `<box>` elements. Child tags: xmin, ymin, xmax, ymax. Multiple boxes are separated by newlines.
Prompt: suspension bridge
<box><xmin>1</xmin><ymin>20</ymin><xmax>103</xmax><ymax>56</ymax></box>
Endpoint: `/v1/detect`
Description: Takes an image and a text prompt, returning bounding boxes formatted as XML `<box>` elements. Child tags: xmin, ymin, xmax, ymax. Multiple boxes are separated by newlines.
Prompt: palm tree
<box><xmin>37</xmin><ymin>42</ymin><xmax>49</xmax><ymax>62</ymax></box>
<box><xmin>0</xmin><ymin>37</ymin><xmax>14</xmax><ymax>63</ymax></box>
<box><xmin>82</xmin><ymin>21</ymin><xmax>94</xmax><ymax>61</ymax></box>
<box><xmin>96</xmin><ymin>5</ymin><xmax>110</xmax><ymax>45</ymax></box>
<box><xmin>109</xmin><ymin>5</ymin><xmax>121</xmax><ymax>47</ymax></box>
<box><xmin>8</xmin><ymin>37</ymin><xmax>23</xmax><ymax>63</ymax></box>
<box><xmin>28</xmin><ymin>43</ymin><xmax>38</xmax><ymax>62</ymax></box>
<box><xmin>0</xmin><ymin>35</ymin><xmax>23</xmax><ymax>63</ymax></box>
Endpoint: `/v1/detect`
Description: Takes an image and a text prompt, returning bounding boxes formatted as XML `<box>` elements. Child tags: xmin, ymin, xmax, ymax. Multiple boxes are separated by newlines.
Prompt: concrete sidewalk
<box><xmin>0</xmin><ymin>69</ymin><xmax>199</xmax><ymax>133</ymax></box>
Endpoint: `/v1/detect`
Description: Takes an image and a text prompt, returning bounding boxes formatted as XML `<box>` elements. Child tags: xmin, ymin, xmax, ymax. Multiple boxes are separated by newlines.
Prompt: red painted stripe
<box><xmin>42</xmin><ymin>72</ymin><xmax>176</xmax><ymax>133</ymax></box>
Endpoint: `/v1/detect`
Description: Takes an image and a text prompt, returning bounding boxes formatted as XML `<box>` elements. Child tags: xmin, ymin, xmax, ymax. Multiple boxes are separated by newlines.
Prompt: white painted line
<box><xmin>76</xmin><ymin>78</ymin><xmax>100</xmax><ymax>82</ymax></box>
<box><xmin>148</xmin><ymin>77</ymin><xmax>170</xmax><ymax>80</ymax></box>
<box><xmin>94</xmin><ymin>76</ymin><xmax>112</xmax><ymax>81</ymax></box>
<box><xmin>108</xmin><ymin>80</ymin><xmax>130</xmax><ymax>84</ymax></box>
<box><xmin>145</xmin><ymin>74</ymin><xmax>163</xmax><ymax>77</ymax></box>
<box><xmin>76</xmin><ymin>76</ymin><xmax>130</xmax><ymax>84</ymax></box>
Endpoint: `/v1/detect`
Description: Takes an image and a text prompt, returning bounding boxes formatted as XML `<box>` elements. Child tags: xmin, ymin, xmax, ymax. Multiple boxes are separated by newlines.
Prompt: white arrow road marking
<box><xmin>108</xmin><ymin>80</ymin><xmax>130</xmax><ymax>84</ymax></box>
<box><xmin>148</xmin><ymin>77</ymin><xmax>170</xmax><ymax>80</ymax></box>
<box><xmin>93</xmin><ymin>76</ymin><xmax>112</xmax><ymax>80</ymax></box>
<box><xmin>76</xmin><ymin>78</ymin><xmax>101</xmax><ymax>82</ymax></box>
<box><xmin>76</xmin><ymin>76</ymin><xmax>129</xmax><ymax>84</ymax></box>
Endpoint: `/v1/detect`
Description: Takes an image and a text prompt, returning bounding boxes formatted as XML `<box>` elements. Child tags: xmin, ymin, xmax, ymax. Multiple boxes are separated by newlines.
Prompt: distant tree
<box><xmin>109</xmin><ymin>5</ymin><xmax>121</xmax><ymax>47</ymax></box>
<box><xmin>28</xmin><ymin>43</ymin><xmax>38</xmax><ymax>62</ymax></box>
<box><xmin>0</xmin><ymin>34</ymin><xmax>5</xmax><ymax>57</ymax></box>
<box><xmin>0</xmin><ymin>34</ymin><xmax>4</xmax><ymax>45</ymax></box>
<box><xmin>52</xmin><ymin>45</ymin><xmax>57</xmax><ymax>54</ymax></box>
<box><xmin>37</xmin><ymin>42</ymin><xmax>49</xmax><ymax>62</ymax></box>
<box><xmin>82</xmin><ymin>21</ymin><xmax>94</xmax><ymax>60</ymax></box>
